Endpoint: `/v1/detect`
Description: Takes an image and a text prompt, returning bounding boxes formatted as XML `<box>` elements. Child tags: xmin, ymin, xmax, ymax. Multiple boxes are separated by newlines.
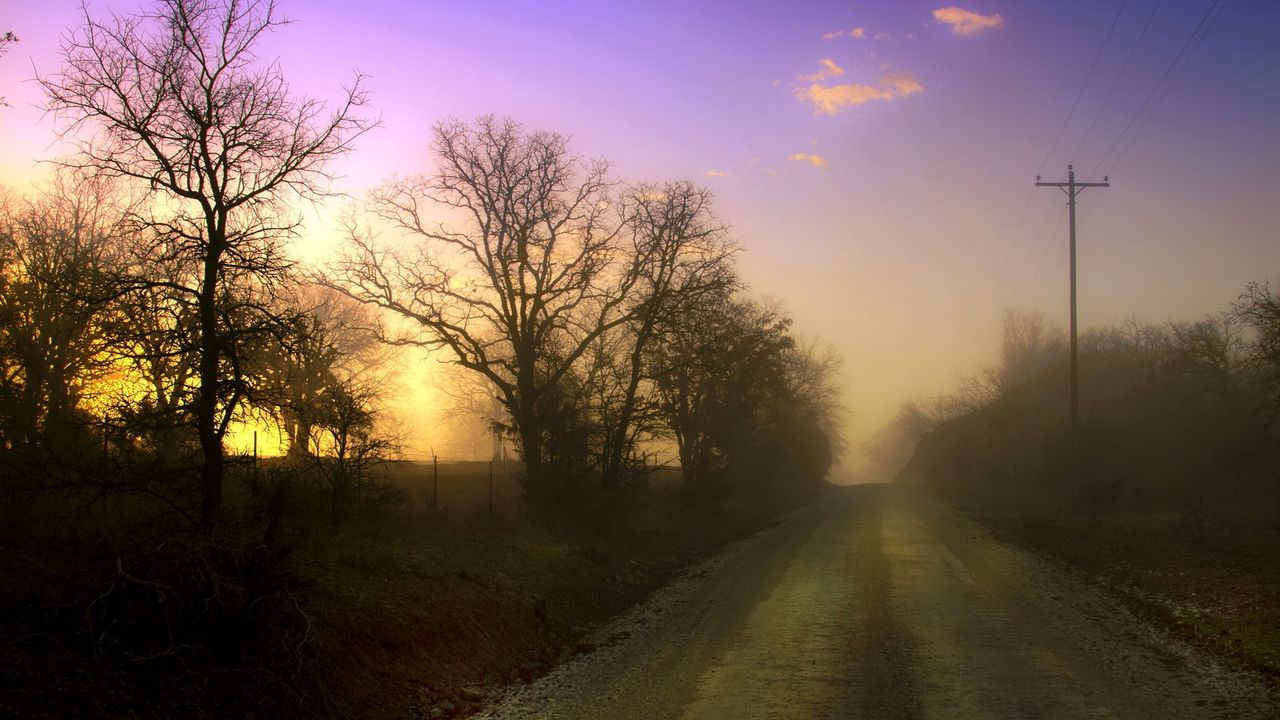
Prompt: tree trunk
<box><xmin>197</xmin><ymin>234</ymin><xmax>225</xmax><ymax>530</ymax></box>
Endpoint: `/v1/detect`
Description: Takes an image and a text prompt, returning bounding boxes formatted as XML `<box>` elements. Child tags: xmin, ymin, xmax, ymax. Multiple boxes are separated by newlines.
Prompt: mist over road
<box><xmin>480</xmin><ymin>484</ymin><xmax>1278</xmax><ymax>719</ymax></box>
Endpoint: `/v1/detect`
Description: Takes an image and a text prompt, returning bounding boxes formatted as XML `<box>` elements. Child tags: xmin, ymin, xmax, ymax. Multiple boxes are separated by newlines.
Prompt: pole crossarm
<box><xmin>1032</xmin><ymin>164</ymin><xmax>1110</xmax><ymax>437</ymax></box>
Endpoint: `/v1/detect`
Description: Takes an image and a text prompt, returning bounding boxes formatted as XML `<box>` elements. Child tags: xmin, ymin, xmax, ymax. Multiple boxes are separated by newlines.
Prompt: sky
<box><xmin>2</xmin><ymin>0</ymin><xmax>1278</xmax><ymax>473</ymax></box>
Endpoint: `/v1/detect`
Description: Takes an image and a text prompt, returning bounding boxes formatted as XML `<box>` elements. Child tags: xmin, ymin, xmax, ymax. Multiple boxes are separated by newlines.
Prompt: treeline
<box><xmin>0</xmin><ymin>0</ymin><xmax>842</xmax><ymax>538</ymax></box>
<box><xmin>879</xmin><ymin>295</ymin><xmax>1280</xmax><ymax>538</ymax></box>
<box><xmin>325</xmin><ymin>116</ymin><xmax>843</xmax><ymax>519</ymax></box>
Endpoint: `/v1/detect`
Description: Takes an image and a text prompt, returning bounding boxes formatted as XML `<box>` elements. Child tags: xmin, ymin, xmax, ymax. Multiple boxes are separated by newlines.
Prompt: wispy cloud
<box><xmin>793</xmin><ymin>67</ymin><xmax>923</xmax><ymax>115</ymax></box>
<box><xmin>823</xmin><ymin>26</ymin><xmax>868</xmax><ymax>41</ymax></box>
<box><xmin>932</xmin><ymin>7</ymin><xmax>1004</xmax><ymax>36</ymax></box>
<box><xmin>789</xmin><ymin>152</ymin><xmax>827</xmax><ymax>168</ymax></box>
<box><xmin>705</xmin><ymin>170</ymin><xmax>729</xmax><ymax>177</ymax></box>
<box><xmin>799</xmin><ymin>58</ymin><xmax>845</xmax><ymax>82</ymax></box>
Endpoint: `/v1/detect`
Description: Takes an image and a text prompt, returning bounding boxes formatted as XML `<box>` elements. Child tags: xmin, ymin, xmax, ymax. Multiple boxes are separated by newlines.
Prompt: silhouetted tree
<box><xmin>650</xmin><ymin>296</ymin><xmax>797</xmax><ymax>493</ymax></box>
<box><xmin>326</xmin><ymin>116</ymin><xmax>642</xmax><ymax>507</ymax></box>
<box><xmin>942</xmin><ymin>309</ymin><xmax>1066</xmax><ymax>417</ymax></box>
<box><xmin>1235</xmin><ymin>281</ymin><xmax>1280</xmax><ymax>422</ymax></box>
<box><xmin>263</xmin><ymin>285</ymin><xmax>386</xmax><ymax>457</ymax></box>
<box><xmin>0</xmin><ymin>173</ymin><xmax>126</xmax><ymax>451</ymax></box>
<box><xmin>592</xmin><ymin>182</ymin><xmax>737</xmax><ymax>490</ymax></box>
<box><xmin>42</xmin><ymin>0</ymin><xmax>373</xmax><ymax>527</ymax></box>
<box><xmin>864</xmin><ymin>400</ymin><xmax>941</xmax><ymax>483</ymax></box>
<box><xmin>305</xmin><ymin>375</ymin><xmax>400</xmax><ymax>529</ymax></box>
<box><xmin>103</xmin><ymin>266</ymin><xmax>200</xmax><ymax>464</ymax></box>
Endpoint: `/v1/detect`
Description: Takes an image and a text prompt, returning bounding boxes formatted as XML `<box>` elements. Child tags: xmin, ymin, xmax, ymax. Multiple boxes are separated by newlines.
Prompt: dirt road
<box><xmin>479</xmin><ymin>484</ymin><xmax>1278</xmax><ymax>719</ymax></box>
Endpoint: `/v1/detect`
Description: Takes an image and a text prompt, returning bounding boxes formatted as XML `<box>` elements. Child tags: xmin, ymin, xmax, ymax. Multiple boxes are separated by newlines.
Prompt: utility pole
<box><xmin>1034</xmin><ymin>164</ymin><xmax>1109</xmax><ymax>436</ymax></box>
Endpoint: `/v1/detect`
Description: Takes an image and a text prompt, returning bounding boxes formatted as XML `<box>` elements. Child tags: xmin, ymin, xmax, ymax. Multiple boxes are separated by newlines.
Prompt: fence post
<box><xmin>253</xmin><ymin>430</ymin><xmax>258</xmax><ymax>484</ymax></box>
<box><xmin>433</xmin><ymin>452</ymin><xmax>438</xmax><ymax>512</ymax></box>
<box><xmin>489</xmin><ymin>460</ymin><xmax>494</xmax><ymax>516</ymax></box>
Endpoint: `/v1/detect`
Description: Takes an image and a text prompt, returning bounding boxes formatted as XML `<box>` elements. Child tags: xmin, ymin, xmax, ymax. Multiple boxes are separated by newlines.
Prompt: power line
<box><xmin>992</xmin><ymin>186</ymin><xmax>1037</xmax><ymax>293</ymax></box>
<box><xmin>1031</xmin><ymin>239</ymin><xmax>1068</xmax><ymax>307</ymax></box>
<box><xmin>1037</xmin><ymin>0</ymin><xmax>1131</xmax><ymax>176</ymax></box>
<box><xmin>1024</xmin><ymin>206</ymin><xmax>1068</xmax><ymax>303</ymax></box>
<box><xmin>1070</xmin><ymin>0</ymin><xmax>1164</xmax><ymax>164</ymax></box>
<box><xmin>1006</xmin><ymin>201</ymin><xmax>1066</xmax><ymax>308</ymax></box>
<box><xmin>1090</xmin><ymin>0</ymin><xmax>1228</xmax><ymax>176</ymax></box>
<box><xmin>1104</xmin><ymin>0</ymin><xmax>1230</xmax><ymax>175</ymax></box>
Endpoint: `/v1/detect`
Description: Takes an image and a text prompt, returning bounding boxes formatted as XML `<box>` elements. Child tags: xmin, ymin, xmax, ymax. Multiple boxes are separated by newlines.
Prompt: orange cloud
<box><xmin>793</xmin><ymin>70</ymin><xmax>923</xmax><ymax>115</ymax></box>
<box><xmin>705</xmin><ymin>170</ymin><xmax>729</xmax><ymax>177</ymax></box>
<box><xmin>851</xmin><ymin>27</ymin><xmax>867</xmax><ymax>39</ymax></box>
<box><xmin>799</xmin><ymin>58</ymin><xmax>845</xmax><ymax>82</ymax></box>
<box><xmin>822</xmin><ymin>30</ymin><xmax>845</xmax><ymax>41</ymax></box>
<box><xmin>790</xmin><ymin>152</ymin><xmax>827</xmax><ymax>168</ymax></box>
<box><xmin>880</xmin><ymin>71</ymin><xmax>923</xmax><ymax>96</ymax></box>
<box><xmin>932</xmin><ymin>7</ymin><xmax>1004</xmax><ymax>35</ymax></box>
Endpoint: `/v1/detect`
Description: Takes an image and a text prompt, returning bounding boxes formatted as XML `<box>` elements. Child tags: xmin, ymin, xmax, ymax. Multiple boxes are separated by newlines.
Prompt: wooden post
<box><xmin>1035</xmin><ymin>165</ymin><xmax>1110</xmax><ymax>437</ymax></box>
<box><xmin>432</xmin><ymin>452</ymin><xmax>439</xmax><ymax>511</ymax></box>
<box><xmin>489</xmin><ymin>460</ymin><xmax>494</xmax><ymax>516</ymax></box>
<box><xmin>252</xmin><ymin>430</ymin><xmax>258</xmax><ymax>484</ymax></box>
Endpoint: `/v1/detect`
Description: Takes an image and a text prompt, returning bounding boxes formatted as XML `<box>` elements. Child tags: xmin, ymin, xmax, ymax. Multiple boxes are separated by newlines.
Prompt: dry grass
<box><xmin>979</xmin><ymin>511</ymin><xmax>1280</xmax><ymax>686</ymax></box>
<box><xmin>0</xmin><ymin>466</ymin><xmax>811</xmax><ymax>719</ymax></box>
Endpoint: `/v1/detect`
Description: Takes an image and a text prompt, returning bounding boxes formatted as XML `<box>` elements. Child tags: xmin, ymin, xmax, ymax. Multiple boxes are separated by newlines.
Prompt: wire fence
<box><xmin>386</xmin><ymin>457</ymin><xmax>525</xmax><ymax>518</ymax></box>
<box><xmin>383</xmin><ymin>455</ymin><xmax>687</xmax><ymax>521</ymax></box>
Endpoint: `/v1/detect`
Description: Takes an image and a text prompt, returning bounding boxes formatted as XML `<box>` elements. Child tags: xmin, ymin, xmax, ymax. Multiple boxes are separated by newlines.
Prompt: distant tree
<box><xmin>1164</xmin><ymin>317</ymin><xmax>1246</xmax><ymax>399</ymax></box>
<box><xmin>650</xmin><ymin>296</ymin><xmax>797</xmax><ymax>493</ymax></box>
<box><xmin>326</xmin><ymin>116</ymin><xmax>643</xmax><ymax>507</ymax></box>
<box><xmin>304</xmin><ymin>375</ymin><xmax>400</xmax><ymax>529</ymax></box>
<box><xmin>0</xmin><ymin>173</ymin><xmax>126</xmax><ymax>451</ymax></box>
<box><xmin>42</xmin><ymin>0</ymin><xmax>373</xmax><ymax>527</ymax></box>
<box><xmin>863</xmin><ymin>400</ymin><xmax>941</xmax><ymax>483</ymax></box>
<box><xmin>747</xmin><ymin>340</ymin><xmax>843</xmax><ymax>494</ymax></box>
<box><xmin>944</xmin><ymin>309</ymin><xmax>1066</xmax><ymax>416</ymax></box>
<box><xmin>1235</xmin><ymin>281</ymin><xmax>1280</xmax><ymax>422</ymax></box>
<box><xmin>263</xmin><ymin>285</ymin><xmax>387</xmax><ymax>457</ymax></box>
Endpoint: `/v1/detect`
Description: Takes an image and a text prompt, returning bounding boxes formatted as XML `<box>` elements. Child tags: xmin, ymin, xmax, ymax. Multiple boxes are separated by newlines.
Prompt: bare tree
<box><xmin>593</xmin><ymin>182</ymin><xmax>737</xmax><ymax>489</ymax></box>
<box><xmin>650</xmin><ymin>295</ymin><xmax>796</xmax><ymax>491</ymax></box>
<box><xmin>326</xmin><ymin>116</ymin><xmax>641</xmax><ymax>504</ymax></box>
<box><xmin>0</xmin><ymin>172</ymin><xmax>127</xmax><ymax>450</ymax></box>
<box><xmin>862</xmin><ymin>400</ymin><xmax>941</xmax><ymax>483</ymax></box>
<box><xmin>0</xmin><ymin>31</ymin><xmax>17</xmax><ymax>107</ymax></box>
<box><xmin>261</xmin><ymin>285</ymin><xmax>387</xmax><ymax>457</ymax></box>
<box><xmin>942</xmin><ymin>309</ymin><xmax>1066</xmax><ymax>416</ymax></box>
<box><xmin>1234</xmin><ymin>281</ymin><xmax>1280</xmax><ymax>422</ymax></box>
<box><xmin>104</xmin><ymin>264</ymin><xmax>200</xmax><ymax>464</ymax></box>
<box><xmin>304</xmin><ymin>375</ymin><xmax>400</xmax><ymax>529</ymax></box>
<box><xmin>41</xmin><ymin>0</ymin><xmax>374</xmax><ymax>527</ymax></box>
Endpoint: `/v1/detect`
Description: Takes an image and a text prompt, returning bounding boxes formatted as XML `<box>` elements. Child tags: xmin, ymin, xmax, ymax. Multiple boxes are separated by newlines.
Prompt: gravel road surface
<box><xmin>478</xmin><ymin>484</ymin><xmax>1278</xmax><ymax>719</ymax></box>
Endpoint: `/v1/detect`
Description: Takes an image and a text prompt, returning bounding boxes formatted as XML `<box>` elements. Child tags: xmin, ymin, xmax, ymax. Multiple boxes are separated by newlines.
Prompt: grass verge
<box><xmin>0</xmin><ymin>484</ymin><xmax>815</xmax><ymax>719</ymax></box>
<box><xmin>974</xmin><ymin>509</ymin><xmax>1280</xmax><ymax>686</ymax></box>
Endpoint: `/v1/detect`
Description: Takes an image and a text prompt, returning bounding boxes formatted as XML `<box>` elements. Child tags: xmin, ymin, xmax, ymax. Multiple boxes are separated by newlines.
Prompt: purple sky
<box><xmin>2</xmin><ymin>1</ymin><xmax>1278</xmax><ymax>471</ymax></box>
